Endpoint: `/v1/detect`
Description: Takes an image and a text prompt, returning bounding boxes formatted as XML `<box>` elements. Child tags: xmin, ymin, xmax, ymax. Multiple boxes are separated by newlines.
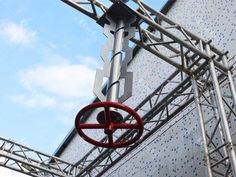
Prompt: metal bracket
<box><xmin>93</xmin><ymin>3</ymin><xmax>138</xmax><ymax>103</ymax></box>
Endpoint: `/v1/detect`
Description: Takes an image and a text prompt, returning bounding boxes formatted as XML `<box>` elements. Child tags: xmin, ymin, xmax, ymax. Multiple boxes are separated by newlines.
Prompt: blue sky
<box><xmin>0</xmin><ymin>0</ymin><xmax>167</xmax><ymax>176</ymax></box>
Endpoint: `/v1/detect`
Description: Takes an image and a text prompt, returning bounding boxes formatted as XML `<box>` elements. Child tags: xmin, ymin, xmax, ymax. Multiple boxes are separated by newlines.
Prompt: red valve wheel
<box><xmin>75</xmin><ymin>102</ymin><xmax>143</xmax><ymax>148</ymax></box>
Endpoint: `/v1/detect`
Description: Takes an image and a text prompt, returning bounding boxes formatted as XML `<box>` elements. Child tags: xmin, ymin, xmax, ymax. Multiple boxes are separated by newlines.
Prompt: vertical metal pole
<box><xmin>222</xmin><ymin>55</ymin><xmax>236</xmax><ymax>109</ymax></box>
<box><xmin>106</xmin><ymin>20</ymin><xmax>125</xmax><ymax>102</ymax></box>
<box><xmin>192</xmin><ymin>78</ymin><xmax>213</xmax><ymax>177</ymax></box>
<box><xmin>206</xmin><ymin>44</ymin><xmax>236</xmax><ymax>176</ymax></box>
<box><xmin>209</xmin><ymin>89</ymin><xmax>228</xmax><ymax>161</ymax></box>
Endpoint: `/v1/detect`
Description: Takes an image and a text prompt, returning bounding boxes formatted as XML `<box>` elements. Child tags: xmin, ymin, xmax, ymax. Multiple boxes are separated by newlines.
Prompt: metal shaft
<box><xmin>106</xmin><ymin>20</ymin><xmax>125</xmax><ymax>102</ymax></box>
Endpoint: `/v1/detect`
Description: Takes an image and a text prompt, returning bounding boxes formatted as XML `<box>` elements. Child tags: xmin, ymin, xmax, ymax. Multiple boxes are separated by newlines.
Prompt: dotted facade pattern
<box><xmin>58</xmin><ymin>0</ymin><xmax>236</xmax><ymax>176</ymax></box>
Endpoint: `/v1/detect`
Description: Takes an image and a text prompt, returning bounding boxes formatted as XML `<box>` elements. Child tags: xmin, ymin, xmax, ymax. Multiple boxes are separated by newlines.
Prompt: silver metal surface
<box><xmin>0</xmin><ymin>136</ymin><xmax>80</xmax><ymax>177</ymax></box>
<box><xmin>61</xmin><ymin>0</ymin><xmax>229</xmax><ymax>75</ymax></box>
<box><xmin>64</xmin><ymin>1</ymin><xmax>236</xmax><ymax>176</ymax></box>
<box><xmin>106</xmin><ymin>20</ymin><xmax>124</xmax><ymax>102</ymax></box>
<box><xmin>93</xmin><ymin>11</ymin><xmax>135</xmax><ymax>102</ymax></box>
<box><xmin>222</xmin><ymin>55</ymin><xmax>236</xmax><ymax>110</ymax></box>
<box><xmin>207</xmin><ymin>44</ymin><xmax>236</xmax><ymax>176</ymax></box>
<box><xmin>192</xmin><ymin>78</ymin><xmax>213</xmax><ymax>177</ymax></box>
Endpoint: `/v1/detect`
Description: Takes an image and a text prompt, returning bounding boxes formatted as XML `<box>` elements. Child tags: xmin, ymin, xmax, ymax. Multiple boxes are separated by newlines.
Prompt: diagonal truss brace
<box><xmin>191</xmin><ymin>44</ymin><xmax>236</xmax><ymax>177</ymax></box>
<box><xmin>61</xmin><ymin>0</ymin><xmax>229</xmax><ymax>76</ymax></box>
<box><xmin>1</xmin><ymin>58</ymin><xmax>235</xmax><ymax>177</ymax></box>
<box><xmin>74</xmin><ymin>61</ymin><xmax>236</xmax><ymax>177</ymax></box>
<box><xmin>73</xmin><ymin>62</ymin><xmax>207</xmax><ymax>177</ymax></box>
<box><xmin>0</xmin><ymin>136</ymin><xmax>81</xmax><ymax>177</ymax></box>
<box><xmin>60</xmin><ymin>0</ymin><xmax>236</xmax><ymax>177</ymax></box>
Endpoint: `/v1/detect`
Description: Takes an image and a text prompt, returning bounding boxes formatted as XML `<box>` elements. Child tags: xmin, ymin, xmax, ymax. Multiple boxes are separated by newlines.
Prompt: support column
<box><xmin>192</xmin><ymin>78</ymin><xmax>213</xmax><ymax>177</ymax></box>
<box><xmin>206</xmin><ymin>44</ymin><xmax>236</xmax><ymax>176</ymax></box>
<box><xmin>106</xmin><ymin>20</ymin><xmax>125</xmax><ymax>102</ymax></box>
<box><xmin>222</xmin><ymin>55</ymin><xmax>236</xmax><ymax>110</ymax></box>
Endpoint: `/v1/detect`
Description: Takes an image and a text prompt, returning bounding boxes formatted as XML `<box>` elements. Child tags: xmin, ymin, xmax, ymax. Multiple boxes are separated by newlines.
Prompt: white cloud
<box><xmin>0</xmin><ymin>167</ymin><xmax>29</xmax><ymax>177</ymax></box>
<box><xmin>0</xmin><ymin>20</ymin><xmax>36</xmax><ymax>46</ymax></box>
<box><xmin>77</xmin><ymin>55</ymin><xmax>102</xmax><ymax>69</ymax></box>
<box><xmin>19</xmin><ymin>63</ymin><xmax>95</xmax><ymax>98</ymax></box>
<box><xmin>12</xmin><ymin>57</ymin><xmax>97</xmax><ymax>111</ymax></box>
<box><xmin>12</xmin><ymin>93</ymin><xmax>56</xmax><ymax>108</ymax></box>
<box><xmin>41</xmin><ymin>52</ymin><xmax>71</xmax><ymax>66</ymax></box>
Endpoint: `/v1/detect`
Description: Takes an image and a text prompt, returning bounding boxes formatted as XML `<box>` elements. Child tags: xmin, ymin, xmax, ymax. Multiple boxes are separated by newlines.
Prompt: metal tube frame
<box><xmin>0</xmin><ymin>136</ymin><xmax>80</xmax><ymax>177</ymax></box>
<box><xmin>0</xmin><ymin>1</ymin><xmax>236</xmax><ymax>177</ymax></box>
<box><xmin>192</xmin><ymin>78</ymin><xmax>213</xmax><ymax>177</ymax></box>
<box><xmin>207</xmin><ymin>44</ymin><xmax>236</xmax><ymax>176</ymax></box>
<box><xmin>106</xmin><ymin>20</ymin><xmax>124</xmax><ymax>102</ymax></box>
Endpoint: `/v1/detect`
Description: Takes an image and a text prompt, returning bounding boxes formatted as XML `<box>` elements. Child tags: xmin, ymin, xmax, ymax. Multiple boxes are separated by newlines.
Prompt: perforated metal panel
<box><xmin>58</xmin><ymin>0</ymin><xmax>236</xmax><ymax>176</ymax></box>
<box><xmin>101</xmin><ymin>0</ymin><xmax>236</xmax><ymax>176</ymax></box>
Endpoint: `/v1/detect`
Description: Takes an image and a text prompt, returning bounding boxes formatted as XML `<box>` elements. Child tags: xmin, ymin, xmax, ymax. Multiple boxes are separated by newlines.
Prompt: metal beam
<box><xmin>61</xmin><ymin>0</ymin><xmax>229</xmax><ymax>75</ymax></box>
<box><xmin>0</xmin><ymin>136</ymin><xmax>80</xmax><ymax>177</ymax></box>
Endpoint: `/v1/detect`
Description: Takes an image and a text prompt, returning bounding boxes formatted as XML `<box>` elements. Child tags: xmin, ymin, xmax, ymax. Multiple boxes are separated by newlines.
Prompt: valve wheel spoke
<box><xmin>79</xmin><ymin>124</ymin><xmax>107</xmax><ymax>129</ymax></box>
<box><xmin>104</xmin><ymin>107</ymin><xmax>112</xmax><ymax>125</ymax></box>
<box><xmin>108</xmin><ymin>133</ymin><xmax>113</xmax><ymax>146</ymax></box>
<box><xmin>113</xmin><ymin>123</ymin><xmax>139</xmax><ymax>129</ymax></box>
<box><xmin>75</xmin><ymin>102</ymin><xmax>143</xmax><ymax>148</ymax></box>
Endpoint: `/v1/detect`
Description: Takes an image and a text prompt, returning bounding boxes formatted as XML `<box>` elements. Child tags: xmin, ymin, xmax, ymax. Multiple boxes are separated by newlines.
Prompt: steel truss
<box><xmin>191</xmin><ymin>45</ymin><xmax>236</xmax><ymax>177</ymax></box>
<box><xmin>61</xmin><ymin>0</ymin><xmax>236</xmax><ymax>176</ymax></box>
<box><xmin>0</xmin><ymin>0</ymin><xmax>235</xmax><ymax>177</ymax></box>
<box><xmin>71</xmin><ymin>62</ymin><xmax>236</xmax><ymax>177</ymax></box>
<box><xmin>0</xmin><ymin>136</ymin><xmax>81</xmax><ymax>177</ymax></box>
